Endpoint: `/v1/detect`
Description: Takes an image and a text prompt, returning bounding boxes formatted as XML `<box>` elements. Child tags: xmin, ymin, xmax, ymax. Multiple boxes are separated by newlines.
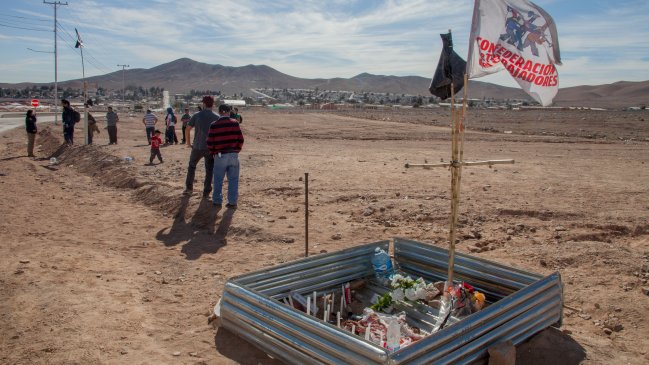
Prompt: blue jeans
<box><xmin>212</xmin><ymin>152</ymin><xmax>240</xmax><ymax>205</ymax></box>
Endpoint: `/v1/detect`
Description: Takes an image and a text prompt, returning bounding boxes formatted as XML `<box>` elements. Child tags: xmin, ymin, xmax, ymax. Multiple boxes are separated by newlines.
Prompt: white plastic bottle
<box><xmin>386</xmin><ymin>317</ymin><xmax>400</xmax><ymax>352</ymax></box>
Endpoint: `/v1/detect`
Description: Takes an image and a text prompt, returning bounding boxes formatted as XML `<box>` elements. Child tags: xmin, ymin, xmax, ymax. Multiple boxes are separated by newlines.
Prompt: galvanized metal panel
<box><xmin>218</xmin><ymin>238</ymin><xmax>563</xmax><ymax>365</ymax></box>
<box><xmin>223</xmin><ymin>282</ymin><xmax>389</xmax><ymax>364</ymax></box>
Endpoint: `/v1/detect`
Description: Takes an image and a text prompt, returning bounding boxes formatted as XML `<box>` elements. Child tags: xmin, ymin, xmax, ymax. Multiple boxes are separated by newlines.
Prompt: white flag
<box><xmin>467</xmin><ymin>0</ymin><xmax>561</xmax><ymax>106</ymax></box>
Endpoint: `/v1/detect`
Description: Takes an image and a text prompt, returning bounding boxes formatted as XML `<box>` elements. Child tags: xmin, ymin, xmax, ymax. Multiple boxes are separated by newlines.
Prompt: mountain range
<box><xmin>2</xmin><ymin>58</ymin><xmax>647</xmax><ymax>108</ymax></box>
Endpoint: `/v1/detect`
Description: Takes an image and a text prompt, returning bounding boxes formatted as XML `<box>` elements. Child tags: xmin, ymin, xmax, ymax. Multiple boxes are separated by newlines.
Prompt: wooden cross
<box><xmin>405</xmin><ymin>79</ymin><xmax>514</xmax><ymax>285</ymax></box>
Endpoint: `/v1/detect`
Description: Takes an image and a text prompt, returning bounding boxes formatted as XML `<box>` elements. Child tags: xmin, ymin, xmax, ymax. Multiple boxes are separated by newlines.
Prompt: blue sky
<box><xmin>1</xmin><ymin>0</ymin><xmax>648</xmax><ymax>88</ymax></box>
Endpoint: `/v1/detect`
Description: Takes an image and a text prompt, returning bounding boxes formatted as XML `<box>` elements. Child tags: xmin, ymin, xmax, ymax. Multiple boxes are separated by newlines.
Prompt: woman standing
<box><xmin>25</xmin><ymin>110</ymin><xmax>37</xmax><ymax>157</ymax></box>
<box><xmin>165</xmin><ymin>107</ymin><xmax>178</xmax><ymax>144</ymax></box>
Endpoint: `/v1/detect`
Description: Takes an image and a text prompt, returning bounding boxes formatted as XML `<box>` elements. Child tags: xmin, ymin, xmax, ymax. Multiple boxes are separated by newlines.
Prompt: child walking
<box><xmin>149</xmin><ymin>130</ymin><xmax>164</xmax><ymax>165</ymax></box>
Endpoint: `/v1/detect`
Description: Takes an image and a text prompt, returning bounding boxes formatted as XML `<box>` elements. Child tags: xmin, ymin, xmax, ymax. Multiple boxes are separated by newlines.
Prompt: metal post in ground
<box><xmin>43</xmin><ymin>1</ymin><xmax>67</xmax><ymax>125</ymax></box>
<box><xmin>305</xmin><ymin>172</ymin><xmax>309</xmax><ymax>257</ymax></box>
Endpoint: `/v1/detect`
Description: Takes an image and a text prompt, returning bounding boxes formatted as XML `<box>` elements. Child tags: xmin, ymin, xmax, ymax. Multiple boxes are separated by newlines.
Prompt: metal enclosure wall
<box><xmin>218</xmin><ymin>238</ymin><xmax>563</xmax><ymax>365</ymax></box>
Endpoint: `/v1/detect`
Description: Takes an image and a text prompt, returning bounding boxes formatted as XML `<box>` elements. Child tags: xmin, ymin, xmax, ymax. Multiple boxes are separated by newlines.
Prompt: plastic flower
<box><xmin>391</xmin><ymin>288</ymin><xmax>405</xmax><ymax>301</ymax></box>
<box><xmin>405</xmin><ymin>287</ymin><xmax>419</xmax><ymax>301</ymax></box>
<box><xmin>414</xmin><ymin>286</ymin><xmax>428</xmax><ymax>300</ymax></box>
<box><xmin>391</xmin><ymin>274</ymin><xmax>405</xmax><ymax>287</ymax></box>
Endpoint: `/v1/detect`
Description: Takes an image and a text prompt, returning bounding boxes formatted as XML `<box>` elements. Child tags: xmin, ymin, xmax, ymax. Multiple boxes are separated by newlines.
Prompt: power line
<box><xmin>56</xmin><ymin>24</ymin><xmax>113</xmax><ymax>73</ymax></box>
<box><xmin>0</xmin><ymin>14</ymin><xmax>50</xmax><ymax>22</ymax></box>
<box><xmin>56</xmin><ymin>34</ymin><xmax>123</xmax><ymax>83</ymax></box>
<box><xmin>56</xmin><ymin>9</ymin><xmax>118</xmax><ymax>70</ymax></box>
<box><xmin>0</xmin><ymin>22</ymin><xmax>51</xmax><ymax>32</ymax></box>
<box><xmin>0</xmin><ymin>14</ymin><xmax>49</xmax><ymax>29</ymax></box>
<box><xmin>56</xmin><ymin>22</ymin><xmax>113</xmax><ymax>75</ymax></box>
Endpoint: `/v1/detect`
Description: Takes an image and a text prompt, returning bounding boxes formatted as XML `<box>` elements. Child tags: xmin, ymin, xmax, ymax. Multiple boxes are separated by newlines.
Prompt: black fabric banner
<box><xmin>429</xmin><ymin>33</ymin><xmax>467</xmax><ymax>100</ymax></box>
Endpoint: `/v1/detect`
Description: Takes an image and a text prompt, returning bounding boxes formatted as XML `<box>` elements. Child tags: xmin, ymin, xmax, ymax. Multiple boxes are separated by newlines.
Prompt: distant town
<box><xmin>0</xmin><ymin>83</ymin><xmax>552</xmax><ymax>113</ymax></box>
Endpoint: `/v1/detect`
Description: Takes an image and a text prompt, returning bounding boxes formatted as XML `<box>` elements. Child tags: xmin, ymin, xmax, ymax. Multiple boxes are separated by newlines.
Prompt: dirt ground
<box><xmin>1</xmin><ymin>106</ymin><xmax>648</xmax><ymax>364</ymax></box>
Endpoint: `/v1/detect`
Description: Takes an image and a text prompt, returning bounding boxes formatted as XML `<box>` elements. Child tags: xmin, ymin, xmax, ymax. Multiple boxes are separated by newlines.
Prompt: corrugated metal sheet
<box><xmin>218</xmin><ymin>238</ymin><xmax>563</xmax><ymax>364</ymax></box>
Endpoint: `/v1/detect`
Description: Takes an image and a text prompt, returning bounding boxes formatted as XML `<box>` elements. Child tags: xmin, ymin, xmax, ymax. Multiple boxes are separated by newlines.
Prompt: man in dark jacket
<box><xmin>61</xmin><ymin>99</ymin><xmax>79</xmax><ymax>145</ymax></box>
<box><xmin>25</xmin><ymin>109</ymin><xmax>37</xmax><ymax>157</ymax></box>
<box><xmin>184</xmin><ymin>96</ymin><xmax>218</xmax><ymax>198</ymax></box>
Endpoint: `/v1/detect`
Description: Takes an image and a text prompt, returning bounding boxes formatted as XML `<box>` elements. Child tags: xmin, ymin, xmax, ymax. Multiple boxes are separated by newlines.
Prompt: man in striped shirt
<box><xmin>142</xmin><ymin>109</ymin><xmax>158</xmax><ymax>144</ymax></box>
<box><xmin>207</xmin><ymin>104</ymin><xmax>244</xmax><ymax>208</ymax></box>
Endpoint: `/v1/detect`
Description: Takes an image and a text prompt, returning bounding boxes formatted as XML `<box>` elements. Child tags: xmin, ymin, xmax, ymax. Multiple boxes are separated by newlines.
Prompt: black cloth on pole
<box><xmin>429</xmin><ymin>33</ymin><xmax>467</xmax><ymax>100</ymax></box>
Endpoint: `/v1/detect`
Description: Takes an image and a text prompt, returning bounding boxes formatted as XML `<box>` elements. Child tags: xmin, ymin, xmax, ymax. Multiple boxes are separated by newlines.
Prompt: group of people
<box><xmin>24</xmin><ymin>100</ymin><xmax>120</xmax><ymax>156</ymax></box>
<box><xmin>183</xmin><ymin>96</ymin><xmax>244</xmax><ymax>208</ymax></box>
<box><xmin>142</xmin><ymin>105</ymin><xmax>242</xmax><ymax>147</ymax></box>
<box><xmin>142</xmin><ymin>97</ymin><xmax>245</xmax><ymax>208</ymax></box>
<box><xmin>62</xmin><ymin>99</ymin><xmax>120</xmax><ymax>145</ymax></box>
<box><xmin>25</xmin><ymin>96</ymin><xmax>244</xmax><ymax>208</ymax></box>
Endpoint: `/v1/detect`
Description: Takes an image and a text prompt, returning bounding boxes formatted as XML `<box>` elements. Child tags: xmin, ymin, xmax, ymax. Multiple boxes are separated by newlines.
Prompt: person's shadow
<box><xmin>156</xmin><ymin>194</ymin><xmax>192</xmax><ymax>247</ymax></box>
<box><xmin>516</xmin><ymin>327</ymin><xmax>586</xmax><ymax>364</ymax></box>
<box><xmin>181</xmin><ymin>206</ymin><xmax>235</xmax><ymax>260</ymax></box>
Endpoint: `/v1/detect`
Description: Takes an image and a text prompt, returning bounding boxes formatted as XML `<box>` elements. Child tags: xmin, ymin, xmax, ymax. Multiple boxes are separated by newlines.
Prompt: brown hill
<box><xmin>553</xmin><ymin>81</ymin><xmax>649</xmax><ymax>108</ymax></box>
<box><xmin>1</xmin><ymin>58</ymin><xmax>646</xmax><ymax>108</ymax></box>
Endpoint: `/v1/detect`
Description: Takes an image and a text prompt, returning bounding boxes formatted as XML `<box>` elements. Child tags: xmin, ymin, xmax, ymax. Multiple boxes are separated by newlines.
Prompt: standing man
<box><xmin>106</xmin><ymin>106</ymin><xmax>119</xmax><ymax>144</ymax></box>
<box><xmin>87</xmin><ymin>112</ymin><xmax>100</xmax><ymax>144</ymax></box>
<box><xmin>61</xmin><ymin>99</ymin><xmax>80</xmax><ymax>145</ymax></box>
<box><xmin>25</xmin><ymin>109</ymin><xmax>37</xmax><ymax>157</ymax></box>
<box><xmin>142</xmin><ymin>109</ymin><xmax>157</xmax><ymax>145</ymax></box>
<box><xmin>180</xmin><ymin>107</ymin><xmax>191</xmax><ymax>144</ymax></box>
<box><xmin>184</xmin><ymin>96</ymin><xmax>219</xmax><ymax>198</ymax></box>
<box><xmin>207</xmin><ymin>104</ymin><xmax>244</xmax><ymax>208</ymax></box>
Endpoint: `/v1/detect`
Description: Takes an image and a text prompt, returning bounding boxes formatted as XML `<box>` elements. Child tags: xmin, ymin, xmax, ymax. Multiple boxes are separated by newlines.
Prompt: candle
<box><xmin>307</xmin><ymin>296</ymin><xmax>311</xmax><ymax>316</ymax></box>
<box><xmin>365</xmin><ymin>326</ymin><xmax>370</xmax><ymax>340</ymax></box>
<box><xmin>340</xmin><ymin>297</ymin><xmax>344</xmax><ymax>315</ymax></box>
<box><xmin>323</xmin><ymin>308</ymin><xmax>327</xmax><ymax>321</ymax></box>
<box><xmin>351</xmin><ymin>325</ymin><xmax>356</xmax><ymax>334</ymax></box>
<box><xmin>331</xmin><ymin>292</ymin><xmax>335</xmax><ymax>313</ymax></box>
<box><xmin>336</xmin><ymin>312</ymin><xmax>341</xmax><ymax>327</ymax></box>
<box><xmin>288</xmin><ymin>295</ymin><xmax>294</xmax><ymax>308</ymax></box>
<box><xmin>313</xmin><ymin>291</ymin><xmax>317</xmax><ymax>310</ymax></box>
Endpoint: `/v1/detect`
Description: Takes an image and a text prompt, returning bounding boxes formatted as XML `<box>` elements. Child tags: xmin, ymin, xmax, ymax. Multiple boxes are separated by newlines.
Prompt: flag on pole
<box><xmin>429</xmin><ymin>32</ymin><xmax>467</xmax><ymax>100</ymax></box>
<box><xmin>466</xmin><ymin>0</ymin><xmax>561</xmax><ymax>106</ymax></box>
<box><xmin>74</xmin><ymin>28</ymin><xmax>83</xmax><ymax>48</ymax></box>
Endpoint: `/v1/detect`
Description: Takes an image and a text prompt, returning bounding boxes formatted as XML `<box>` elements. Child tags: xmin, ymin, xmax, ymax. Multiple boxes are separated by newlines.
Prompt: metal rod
<box><xmin>406</xmin><ymin>159</ymin><xmax>515</xmax><ymax>169</ymax></box>
<box><xmin>44</xmin><ymin>1</ymin><xmax>67</xmax><ymax>125</ymax></box>
<box><xmin>305</xmin><ymin>172</ymin><xmax>309</xmax><ymax>257</ymax></box>
<box><xmin>117</xmin><ymin>64</ymin><xmax>130</xmax><ymax>104</ymax></box>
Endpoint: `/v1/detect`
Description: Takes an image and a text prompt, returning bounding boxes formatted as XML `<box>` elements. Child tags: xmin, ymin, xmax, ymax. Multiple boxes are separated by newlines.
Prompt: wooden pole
<box><xmin>447</xmin><ymin>80</ymin><xmax>457</xmax><ymax>286</ymax></box>
<box><xmin>305</xmin><ymin>172</ymin><xmax>309</xmax><ymax>257</ymax></box>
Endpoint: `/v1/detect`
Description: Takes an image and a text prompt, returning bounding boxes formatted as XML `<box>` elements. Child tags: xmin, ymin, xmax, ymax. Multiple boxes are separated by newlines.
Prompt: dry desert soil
<box><xmin>1</xmin><ymin>107</ymin><xmax>648</xmax><ymax>364</ymax></box>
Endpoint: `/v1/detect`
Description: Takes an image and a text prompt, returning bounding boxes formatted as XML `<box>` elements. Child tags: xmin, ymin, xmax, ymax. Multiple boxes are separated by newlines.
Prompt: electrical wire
<box><xmin>56</xmin><ymin>10</ymin><xmax>122</xmax><ymax>69</ymax></box>
<box><xmin>0</xmin><ymin>14</ymin><xmax>50</xmax><ymax>22</ymax></box>
<box><xmin>56</xmin><ymin>33</ymin><xmax>121</xmax><ymax>81</ymax></box>
<box><xmin>0</xmin><ymin>22</ymin><xmax>51</xmax><ymax>32</ymax></box>
<box><xmin>56</xmin><ymin>22</ymin><xmax>115</xmax><ymax>76</ymax></box>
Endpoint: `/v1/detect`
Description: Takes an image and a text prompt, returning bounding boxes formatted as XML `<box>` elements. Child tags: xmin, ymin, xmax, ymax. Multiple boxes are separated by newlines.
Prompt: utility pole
<box><xmin>43</xmin><ymin>1</ymin><xmax>67</xmax><ymax>125</ymax></box>
<box><xmin>117</xmin><ymin>64</ymin><xmax>130</xmax><ymax>105</ymax></box>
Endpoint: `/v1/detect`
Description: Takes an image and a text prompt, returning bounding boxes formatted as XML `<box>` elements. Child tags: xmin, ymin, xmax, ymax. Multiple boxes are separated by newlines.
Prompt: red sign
<box><xmin>31</xmin><ymin>99</ymin><xmax>39</xmax><ymax>107</ymax></box>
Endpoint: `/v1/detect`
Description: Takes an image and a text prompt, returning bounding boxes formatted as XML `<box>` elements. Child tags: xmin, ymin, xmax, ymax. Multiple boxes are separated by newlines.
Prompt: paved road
<box><xmin>0</xmin><ymin>114</ymin><xmax>57</xmax><ymax>134</ymax></box>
